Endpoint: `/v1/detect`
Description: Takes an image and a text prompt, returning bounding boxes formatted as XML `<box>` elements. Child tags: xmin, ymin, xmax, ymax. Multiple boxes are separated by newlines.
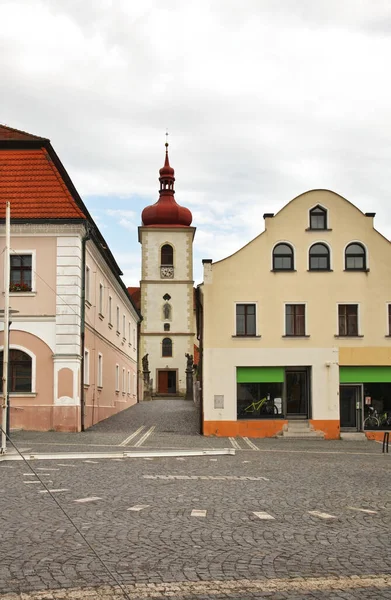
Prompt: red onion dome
<box><xmin>142</xmin><ymin>143</ymin><xmax>192</xmax><ymax>227</ymax></box>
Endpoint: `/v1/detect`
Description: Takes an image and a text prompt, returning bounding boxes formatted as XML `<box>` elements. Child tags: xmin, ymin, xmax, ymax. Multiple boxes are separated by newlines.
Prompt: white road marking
<box><xmin>23</xmin><ymin>473</ymin><xmax>37</xmax><ymax>476</ymax></box>
<box><xmin>229</xmin><ymin>437</ymin><xmax>241</xmax><ymax>449</ymax></box>
<box><xmin>57</xmin><ymin>464</ymin><xmax>77</xmax><ymax>467</ymax></box>
<box><xmin>119</xmin><ymin>426</ymin><xmax>146</xmax><ymax>447</ymax></box>
<box><xmin>191</xmin><ymin>509</ymin><xmax>207</xmax><ymax>517</ymax></box>
<box><xmin>210</xmin><ymin>458</ymin><xmax>218</xmax><ymax>461</ymax></box>
<box><xmin>39</xmin><ymin>489</ymin><xmax>69</xmax><ymax>494</ymax></box>
<box><xmin>347</xmin><ymin>506</ymin><xmax>378</xmax><ymax>514</ymax></box>
<box><xmin>143</xmin><ymin>475</ymin><xmax>269</xmax><ymax>481</ymax></box>
<box><xmin>308</xmin><ymin>510</ymin><xmax>337</xmax><ymax>519</ymax></box>
<box><xmin>242</xmin><ymin>437</ymin><xmax>259</xmax><ymax>450</ymax></box>
<box><xmin>37</xmin><ymin>468</ymin><xmax>60</xmax><ymax>471</ymax></box>
<box><xmin>25</xmin><ymin>480</ymin><xmax>52</xmax><ymax>484</ymax></box>
<box><xmin>134</xmin><ymin>425</ymin><xmax>156</xmax><ymax>447</ymax></box>
<box><xmin>127</xmin><ymin>504</ymin><xmax>150</xmax><ymax>511</ymax></box>
<box><xmin>176</xmin><ymin>458</ymin><xmax>186</xmax><ymax>461</ymax></box>
<box><xmin>74</xmin><ymin>496</ymin><xmax>102</xmax><ymax>503</ymax></box>
<box><xmin>253</xmin><ymin>511</ymin><xmax>275</xmax><ymax>520</ymax></box>
<box><xmin>84</xmin><ymin>460</ymin><xmax>99</xmax><ymax>464</ymax></box>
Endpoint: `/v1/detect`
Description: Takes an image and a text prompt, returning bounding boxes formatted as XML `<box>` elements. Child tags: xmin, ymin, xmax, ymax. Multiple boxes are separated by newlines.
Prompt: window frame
<box><xmin>162</xmin><ymin>337</ymin><xmax>173</xmax><ymax>357</ymax></box>
<box><xmin>97</xmin><ymin>353</ymin><xmax>103</xmax><ymax>388</ymax></box>
<box><xmin>84</xmin><ymin>348</ymin><xmax>90</xmax><ymax>386</ymax></box>
<box><xmin>115</xmin><ymin>364</ymin><xmax>120</xmax><ymax>391</ymax></box>
<box><xmin>284</xmin><ymin>303</ymin><xmax>307</xmax><ymax>337</ymax></box>
<box><xmin>127</xmin><ymin>370</ymin><xmax>131</xmax><ymax>395</ymax></box>
<box><xmin>235</xmin><ymin>302</ymin><xmax>257</xmax><ymax>337</ymax></box>
<box><xmin>116</xmin><ymin>306</ymin><xmax>120</xmax><ymax>333</ymax></box>
<box><xmin>309</xmin><ymin>205</ymin><xmax>328</xmax><ymax>230</ymax></box>
<box><xmin>108</xmin><ymin>295</ymin><xmax>113</xmax><ymax>326</ymax></box>
<box><xmin>99</xmin><ymin>283</ymin><xmax>104</xmax><ymax>316</ymax></box>
<box><xmin>85</xmin><ymin>265</ymin><xmax>91</xmax><ymax>303</ymax></box>
<box><xmin>10</xmin><ymin>250</ymin><xmax>36</xmax><ymax>293</ymax></box>
<box><xmin>272</xmin><ymin>242</ymin><xmax>295</xmax><ymax>271</ymax></box>
<box><xmin>161</xmin><ymin>244</ymin><xmax>174</xmax><ymax>266</ymax></box>
<box><xmin>122</xmin><ymin>367</ymin><xmax>126</xmax><ymax>394</ymax></box>
<box><xmin>308</xmin><ymin>242</ymin><xmax>331</xmax><ymax>271</ymax></box>
<box><xmin>338</xmin><ymin>303</ymin><xmax>360</xmax><ymax>337</ymax></box>
<box><xmin>0</xmin><ymin>347</ymin><xmax>34</xmax><ymax>393</ymax></box>
<box><xmin>344</xmin><ymin>242</ymin><xmax>367</xmax><ymax>271</ymax></box>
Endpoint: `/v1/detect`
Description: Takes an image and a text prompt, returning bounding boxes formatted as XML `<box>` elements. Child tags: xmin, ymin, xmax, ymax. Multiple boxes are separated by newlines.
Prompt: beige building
<box><xmin>0</xmin><ymin>125</ymin><xmax>140</xmax><ymax>432</ymax></box>
<box><xmin>200</xmin><ymin>189</ymin><xmax>391</xmax><ymax>440</ymax></box>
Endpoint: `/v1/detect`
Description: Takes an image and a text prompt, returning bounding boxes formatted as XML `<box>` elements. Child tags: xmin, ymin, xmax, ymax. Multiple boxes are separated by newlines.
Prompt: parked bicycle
<box><xmin>363</xmin><ymin>406</ymin><xmax>391</xmax><ymax>429</ymax></box>
<box><xmin>239</xmin><ymin>396</ymin><xmax>279</xmax><ymax>417</ymax></box>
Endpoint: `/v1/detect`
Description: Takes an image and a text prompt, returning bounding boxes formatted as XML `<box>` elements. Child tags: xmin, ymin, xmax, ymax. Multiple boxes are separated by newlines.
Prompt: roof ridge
<box><xmin>0</xmin><ymin>124</ymin><xmax>49</xmax><ymax>141</ymax></box>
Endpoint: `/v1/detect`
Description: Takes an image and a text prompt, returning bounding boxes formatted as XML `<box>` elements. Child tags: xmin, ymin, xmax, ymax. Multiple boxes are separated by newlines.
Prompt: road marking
<box><xmin>176</xmin><ymin>458</ymin><xmax>186</xmax><ymax>461</ymax></box>
<box><xmin>37</xmin><ymin>468</ymin><xmax>60</xmax><ymax>471</ymax></box>
<box><xmin>253</xmin><ymin>511</ymin><xmax>275</xmax><ymax>520</ymax></box>
<box><xmin>242</xmin><ymin>437</ymin><xmax>259</xmax><ymax>450</ymax></box>
<box><xmin>127</xmin><ymin>504</ymin><xmax>150</xmax><ymax>511</ymax></box>
<box><xmin>23</xmin><ymin>473</ymin><xmax>37</xmax><ymax>476</ymax></box>
<box><xmin>119</xmin><ymin>425</ymin><xmax>146</xmax><ymax>447</ymax></box>
<box><xmin>143</xmin><ymin>475</ymin><xmax>269</xmax><ymax>481</ymax></box>
<box><xmin>210</xmin><ymin>458</ymin><xmax>217</xmax><ymax>461</ymax></box>
<box><xmin>229</xmin><ymin>437</ymin><xmax>241</xmax><ymax>449</ymax></box>
<box><xmin>347</xmin><ymin>506</ymin><xmax>378</xmax><ymax>514</ymax></box>
<box><xmin>39</xmin><ymin>489</ymin><xmax>69</xmax><ymax>494</ymax></box>
<box><xmin>74</xmin><ymin>496</ymin><xmax>102</xmax><ymax>503</ymax></box>
<box><xmin>308</xmin><ymin>510</ymin><xmax>337</xmax><ymax>519</ymax></box>
<box><xmin>25</xmin><ymin>480</ymin><xmax>52</xmax><ymax>484</ymax></box>
<box><xmin>57</xmin><ymin>464</ymin><xmax>77</xmax><ymax>467</ymax></box>
<box><xmin>134</xmin><ymin>425</ymin><xmax>156</xmax><ymax>447</ymax></box>
<box><xmin>191</xmin><ymin>509</ymin><xmax>207</xmax><ymax>517</ymax></box>
<box><xmin>84</xmin><ymin>460</ymin><xmax>99</xmax><ymax>464</ymax></box>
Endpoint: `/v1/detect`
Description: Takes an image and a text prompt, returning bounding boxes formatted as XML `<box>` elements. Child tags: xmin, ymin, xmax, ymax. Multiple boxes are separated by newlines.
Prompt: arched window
<box><xmin>309</xmin><ymin>205</ymin><xmax>327</xmax><ymax>230</ymax></box>
<box><xmin>161</xmin><ymin>244</ymin><xmax>173</xmax><ymax>266</ymax></box>
<box><xmin>163</xmin><ymin>303</ymin><xmax>172</xmax><ymax>320</ymax></box>
<box><xmin>309</xmin><ymin>243</ymin><xmax>330</xmax><ymax>271</ymax></box>
<box><xmin>273</xmin><ymin>243</ymin><xmax>294</xmax><ymax>271</ymax></box>
<box><xmin>345</xmin><ymin>243</ymin><xmax>366</xmax><ymax>270</ymax></box>
<box><xmin>0</xmin><ymin>349</ymin><xmax>32</xmax><ymax>392</ymax></box>
<box><xmin>162</xmin><ymin>338</ymin><xmax>172</xmax><ymax>357</ymax></box>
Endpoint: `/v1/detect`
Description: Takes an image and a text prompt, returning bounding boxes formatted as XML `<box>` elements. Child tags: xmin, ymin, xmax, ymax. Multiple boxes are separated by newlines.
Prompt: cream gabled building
<box><xmin>200</xmin><ymin>189</ymin><xmax>391</xmax><ymax>440</ymax></box>
<box><xmin>138</xmin><ymin>144</ymin><xmax>196</xmax><ymax>395</ymax></box>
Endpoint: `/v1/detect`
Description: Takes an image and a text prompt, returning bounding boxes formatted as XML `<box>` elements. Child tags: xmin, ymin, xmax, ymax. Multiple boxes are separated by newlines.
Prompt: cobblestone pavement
<box><xmin>1</xmin><ymin>442</ymin><xmax>391</xmax><ymax>599</ymax></box>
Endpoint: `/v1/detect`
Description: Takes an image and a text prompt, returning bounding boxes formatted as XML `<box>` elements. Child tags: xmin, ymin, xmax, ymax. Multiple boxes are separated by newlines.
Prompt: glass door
<box><xmin>340</xmin><ymin>385</ymin><xmax>361</xmax><ymax>429</ymax></box>
<box><xmin>286</xmin><ymin>370</ymin><xmax>309</xmax><ymax>417</ymax></box>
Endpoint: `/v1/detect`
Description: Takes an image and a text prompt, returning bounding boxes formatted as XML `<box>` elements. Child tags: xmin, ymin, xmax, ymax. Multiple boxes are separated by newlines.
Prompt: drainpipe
<box><xmin>80</xmin><ymin>225</ymin><xmax>91</xmax><ymax>432</ymax></box>
<box><xmin>195</xmin><ymin>286</ymin><xmax>203</xmax><ymax>435</ymax></box>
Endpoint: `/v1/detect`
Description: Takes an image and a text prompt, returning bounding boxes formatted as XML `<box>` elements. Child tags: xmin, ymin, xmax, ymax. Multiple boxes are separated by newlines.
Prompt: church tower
<box><xmin>138</xmin><ymin>143</ymin><xmax>196</xmax><ymax>395</ymax></box>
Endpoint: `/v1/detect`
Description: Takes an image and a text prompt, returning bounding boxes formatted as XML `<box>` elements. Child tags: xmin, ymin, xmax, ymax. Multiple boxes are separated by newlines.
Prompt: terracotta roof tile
<box><xmin>127</xmin><ymin>287</ymin><xmax>141</xmax><ymax>310</ymax></box>
<box><xmin>0</xmin><ymin>148</ymin><xmax>86</xmax><ymax>219</ymax></box>
<box><xmin>0</xmin><ymin>124</ymin><xmax>48</xmax><ymax>141</ymax></box>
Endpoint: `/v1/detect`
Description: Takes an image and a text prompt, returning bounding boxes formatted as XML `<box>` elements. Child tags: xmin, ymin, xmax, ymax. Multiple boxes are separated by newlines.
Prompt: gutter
<box><xmin>80</xmin><ymin>225</ymin><xmax>91</xmax><ymax>432</ymax></box>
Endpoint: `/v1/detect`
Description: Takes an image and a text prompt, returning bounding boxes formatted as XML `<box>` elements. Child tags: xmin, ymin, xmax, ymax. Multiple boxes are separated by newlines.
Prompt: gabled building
<box><xmin>199</xmin><ymin>190</ymin><xmax>391</xmax><ymax>440</ymax></box>
<box><xmin>0</xmin><ymin>125</ymin><xmax>140</xmax><ymax>432</ymax></box>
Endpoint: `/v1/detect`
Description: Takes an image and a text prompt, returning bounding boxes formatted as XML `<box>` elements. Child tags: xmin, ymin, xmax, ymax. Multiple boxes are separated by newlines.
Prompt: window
<box><xmin>345</xmin><ymin>243</ymin><xmax>366</xmax><ymax>270</ymax></box>
<box><xmin>129</xmin><ymin>322</ymin><xmax>131</xmax><ymax>343</ymax></box>
<box><xmin>108</xmin><ymin>296</ymin><xmax>112</xmax><ymax>324</ymax></box>
<box><xmin>338</xmin><ymin>304</ymin><xmax>359</xmax><ymax>336</ymax></box>
<box><xmin>309</xmin><ymin>243</ymin><xmax>330</xmax><ymax>271</ymax></box>
<box><xmin>85</xmin><ymin>266</ymin><xmax>90</xmax><ymax>302</ymax></box>
<box><xmin>161</xmin><ymin>244</ymin><xmax>173</xmax><ymax>265</ymax></box>
<box><xmin>127</xmin><ymin>370</ymin><xmax>131</xmax><ymax>394</ymax></box>
<box><xmin>10</xmin><ymin>254</ymin><xmax>32</xmax><ymax>292</ymax></box>
<box><xmin>99</xmin><ymin>283</ymin><xmax>104</xmax><ymax>315</ymax></box>
<box><xmin>162</xmin><ymin>337</ymin><xmax>173</xmax><ymax>357</ymax></box>
<box><xmin>163</xmin><ymin>303</ymin><xmax>172</xmax><ymax>320</ymax></box>
<box><xmin>236</xmin><ymin>304</ymin><xmax>256</xmax><ymax>336</ymax></box>
<box><xmin>133</xmin><ymin>373</ymin><xmax>137</xmax><ymax>395</ymax></box>
<box><xmin>133</xmin><ymin>328</ymin><xmax>136</xmax><ymax>349</ymax></box>
<box><xmin>84</xmin><ymin>349</ymin><xmax>90</xmax><ymax>385</ymax></box>
<box><xmin>309</xmin><ymin>205</ymin><xmax>327</xmax><ymax>230</ymax></box>
<box><xmin>123</xmin><ymin>315</ymin><xmax>126</xmax><ymax>338</ymax></box>
<box><xmin>97</xmin><ymin>353</ymin><xmax>103</xmax><ymax>388</ymax></box>
<box><xmin>0</xmin><ymin>349</ymin><xmax>32</xmax><ymax>392</ymax></box>
<box><xmin>285</xmin><ymin>304</ymin><xmax>306</xmax><ymax>336</ymax></box>
<box><xmin>272</xmin><ymin>243</ymin><xmax>294</xmax><ymax>271</ymax></box>
<box><xmin>388</xmin><ymin>305</ymin><xmax>391</xmax><ymax>336</ymax></box>
<box><xmin>116</xmin><ymin>306</ymin><xmax>120</xmax><ymax>332</ymax></box>
<box><xmin>115</xmin><ymin>365</ymin><xmax>120</xmax><ymax>391</ymax></box>
<box><xmin>122</xmin><ymin>368</ymin><xmax>126</xmax><ymax>393</ymax></box>
<box><xmin>164</xmin><ymin>323</ymin><xmax>170</xmax><ymax>331</ymax></box>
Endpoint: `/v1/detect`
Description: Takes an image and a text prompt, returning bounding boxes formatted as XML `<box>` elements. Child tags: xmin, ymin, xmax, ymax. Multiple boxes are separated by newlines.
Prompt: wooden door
<box><xmin>158</xmin><ymin>370</ymin><xmax>168</xmax><ymax>393</ymax></box>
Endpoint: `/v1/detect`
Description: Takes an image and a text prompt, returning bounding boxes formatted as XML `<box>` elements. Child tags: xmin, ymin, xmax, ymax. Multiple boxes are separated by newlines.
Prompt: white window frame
<box><xmin>129</xmin><ymin>322</ymin><xmax>132</xmax><ymax>346</ymax></box>
<box><xmin>283</xmin><ymin>302</ymin><xmax>308</xmax><ymax>337</ymax></box>
<box><xmin>116</xmin><ymin>306</ymin><xmax>120</xmax><ymax>333</ymax></box>
<box><xmin>99</xmin><ymin>283</ymin><xmax>104</xmax><ymax>315</ymax></box>
<box><xmin>307</xmin><ymin>240</ymin><xmax>332</xmax><ymax>271</ymax></box>
<box><xmin>308</xmin><ymin>203</ymin><xmax>329</xmax><ymax>230</ymax></box>
<box><xmin>9</xmin><ymin>249</ymin><xmax>36</xmax><ymax>293</ymax></box>
<box><xmin>122</xmin><ymin>367</ymin><xmax>126</xmax><ymax>394</ymax></box>
<box><xmin>343</xmin><ymin>240</ymin><xmax>369</xmax><ymax>271</ymax></box>
<box><xmin>133</xmin><ymin>328</ymin><xmax>136</xmax><ymax>349</ymax></box>
<box><xmin>270</xmin><ymin>241</ymin><xmax>296</xmax><ymax>272</ymax></box>
<box><xmin>123</xmin><ymin>314</ymin><xmax>126</xmax><ymax>339</ymax></box>
<box><xmin>115</xmin><ymin>364</ymin><xmax>120</xmax><ymax>391</ymax></box>
<box><xmin>336</xmin><ymin>302</ymin><xmax>361</xmax><ymax>337</ymax></box>
<box><xmin>133</xmin><ymin>373</ymin><xmax>137</xmax><ymax>396</ymax></box>
<box><xmin>108</xmin><ymin>295</ymin><xmax>112</xmax><ymax>325</ymax></box>
<box><xmin>1</xmin><ymin>344</ymin><xmax>37</xmax><ymax>394</ymax></box>
<box><xmin>85</xmin><ymin>265</ymin><xmax>91</xmax><ymax>303</ymax></box>
<box><xmin>127</xmin><ymin>370</ymin><xmax>131</xmax><ymax>394</ymax></box>
<box><xmin>234</xmin><ymin>301</ymin><xmax>258</xmax><ymax>337</ymax></box>
<box><xmin>97</xmin><ymin>353</ymin><xmax>103</xmax><ymax>388</ymax></box>
<box><xmin>84</xmin><ymin>348</ymin><xmax>90</xmax><ymax>385</ymax></box>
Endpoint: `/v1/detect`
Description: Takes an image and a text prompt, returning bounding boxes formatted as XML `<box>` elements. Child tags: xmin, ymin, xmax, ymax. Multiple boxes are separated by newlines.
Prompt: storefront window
<box><xmin>363</xmin><ymin>383</ymin><xmax>391</xmax><ymax>430</ymax></box>
<box><xmin>237</xmin><ymin>382</ymin><xmax>284</xmax><ymax>419</ymax></box>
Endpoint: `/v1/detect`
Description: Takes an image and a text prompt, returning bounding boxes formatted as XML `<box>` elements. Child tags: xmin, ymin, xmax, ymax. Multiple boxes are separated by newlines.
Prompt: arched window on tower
<box><xmin>162</xmin><ymin>338</ymin><xmax>173</xmax><ymax>357</ymax></box>
<box><xmin>163</xmin><ymin>303</ymin><xmax>172</xmax><ymax>320</ymax></box>
<box><xmin>161</xmin><ymin>244</ymin><xmax>173</xmax><ymax>266</ymax></box>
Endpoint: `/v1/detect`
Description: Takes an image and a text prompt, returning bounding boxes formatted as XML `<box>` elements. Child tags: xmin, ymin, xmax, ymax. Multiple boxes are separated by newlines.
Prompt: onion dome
<box><xmin>141</xmin><ymin>143</ymin><xmax>192</xmax><ymax>227</ymax></box>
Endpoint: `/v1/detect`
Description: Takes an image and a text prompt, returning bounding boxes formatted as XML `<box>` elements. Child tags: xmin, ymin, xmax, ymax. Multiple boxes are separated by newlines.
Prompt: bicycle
<box><xmin>239</xmin><ymin>396</ymin><xmax>279</xmax><ymax>417</ymax></box>
<box><xmin>363</xmin><ymin>407</ymin><xmax>380</xmax><ymax>429</ymax></box>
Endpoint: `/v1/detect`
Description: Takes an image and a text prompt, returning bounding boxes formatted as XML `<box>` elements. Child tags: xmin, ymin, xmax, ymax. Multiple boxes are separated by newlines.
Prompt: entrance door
<box><xmin>340</xmin><ymin>385</ymin><xmax>360</xmax><ymax>429</ymax></box>
<box><xmin>167</xmin><ymin>371</ymin><xmax>176</xmax><ymax>394</ymax></box>
<box><xmin>286</xmin><ymin>370</ymin><xmax>308</xmax><ymax>417</ymax></box>
<box><xmin>158</xmin><ymin>370</ymin><xmax>177</xmax><ymax>394</ymax></box>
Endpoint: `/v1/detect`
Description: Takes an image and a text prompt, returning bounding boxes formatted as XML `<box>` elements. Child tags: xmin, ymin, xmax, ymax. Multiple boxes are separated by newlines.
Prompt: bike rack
<box><xmin>382</xmin><ymin>432</ymin><xmax>390</xmax><ymax>454</ymax></box>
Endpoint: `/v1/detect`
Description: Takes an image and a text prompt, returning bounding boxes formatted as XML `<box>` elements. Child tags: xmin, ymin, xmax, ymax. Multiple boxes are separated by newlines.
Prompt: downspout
<box><xmin>195</xmin><ymin>286</ymin><xmax>203</xmax><ymax>435</ymax></box>
<box><xmin>80</xmin><ymin>224</ymin><xmax>91</xmax><ymax>432</ymax></box>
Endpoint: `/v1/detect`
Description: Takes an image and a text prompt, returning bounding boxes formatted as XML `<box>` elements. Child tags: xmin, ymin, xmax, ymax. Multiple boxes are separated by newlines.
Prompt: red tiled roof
<box><xmin>0</xmin><ymin>148</ymin><xmax>86</xmax><ymax>219</ymax></box>
<box><xmin>128</xmin><ymin>287</ymin><xmax>141</xmax><ymax>310</ymax></box>
<box><xmin>0</xmin><ymin>124</ymin><xmax>48</xmax><ymax>141</ymax></box>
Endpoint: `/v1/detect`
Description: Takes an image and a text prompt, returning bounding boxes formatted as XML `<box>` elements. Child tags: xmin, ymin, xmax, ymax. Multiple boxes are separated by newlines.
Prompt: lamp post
<box><xmin>0</xmin><ymin>308</ymin><xmax>19</xmax><ymax>449</ymax></box>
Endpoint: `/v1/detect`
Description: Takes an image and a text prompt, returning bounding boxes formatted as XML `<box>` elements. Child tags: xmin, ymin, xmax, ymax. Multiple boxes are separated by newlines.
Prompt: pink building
<box><xmin>0</xmin><ymin>125</ymin><xmax>140</xmax><ymax>432</ymax></box>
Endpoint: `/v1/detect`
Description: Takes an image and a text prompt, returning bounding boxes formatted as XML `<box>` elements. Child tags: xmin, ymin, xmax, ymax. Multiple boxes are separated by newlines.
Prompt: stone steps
<box><xmin>282</xmin><ymin>420</ymin><xmax>324</xmax><ymax>439</ymax></box>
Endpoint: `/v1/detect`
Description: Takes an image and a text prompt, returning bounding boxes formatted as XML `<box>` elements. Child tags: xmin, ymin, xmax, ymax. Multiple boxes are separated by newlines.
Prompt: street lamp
<box><xmin>0</xmin><ymin>308</ymin><xmax>19</xmax><ymax>445</ymax></box>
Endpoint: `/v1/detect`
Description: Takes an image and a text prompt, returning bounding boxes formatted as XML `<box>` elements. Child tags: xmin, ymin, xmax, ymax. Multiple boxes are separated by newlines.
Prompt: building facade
<box><xmin>0</xmin><ymin>125</ymin><xmax>140</xmax><ymax>432</ymax></box>
<box><xmin>138</xmin><ymin>144</ymin><xmax>196</xmax><ymax>395</ymax></box>
<box><xmin>200</xmin><ymin>189</ymin><xmax>391</xmax><ymax>440</ymax></box>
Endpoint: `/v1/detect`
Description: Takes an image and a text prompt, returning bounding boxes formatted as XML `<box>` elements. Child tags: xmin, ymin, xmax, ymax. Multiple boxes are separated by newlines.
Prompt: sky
<box><xmin>2</xmin><ymin>0</ymin><xmax>391</xmax><ymax>286</ymax></box>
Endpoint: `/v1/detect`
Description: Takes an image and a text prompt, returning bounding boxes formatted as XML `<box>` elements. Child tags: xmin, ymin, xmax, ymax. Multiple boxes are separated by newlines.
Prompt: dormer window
<box><xmin>309</xmin><ymin>206</ymin><xmax>327</xmax><ymax>230</ymax></box>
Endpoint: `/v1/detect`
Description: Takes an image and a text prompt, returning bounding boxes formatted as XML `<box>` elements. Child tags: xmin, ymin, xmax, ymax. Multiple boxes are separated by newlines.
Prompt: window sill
<box><xmin>115</xmin><ymin>390</ymin><xmax>120</xmax><ymax>394</ymax></box>
<box><xmin>271</xmin><ymin>269</ymin><xmax>297</xmax><ymax>273</ymax></box>
<box><xmin>385</xmin><ymin>335</ymin><xmax>391</xmax><ymax>338</ymax></box>
<box><xmin>97</xmin><ymin>386</ymin><xmax>103</xmax><ymax>390</ymax></box>
<box><xmin>85</xmin><ymin>300</ymin><xmax>92</xmax><ymax>308</ymax></box>
<box><xmin>98</xmin><ymin>313</ymin><xmax>104</xmax><ymax>320</ymax></box>
<box><xmin>344</xmin><ymin>269</ymin><xmax>370</xmax><ymax>273</ymax></box>
<box><xmin>128</xmin><ymin>342</ymin><xmax>132</xmax><ymax>347</ymax></box>
<box><xmin>305</xmin><ymin>228</ymin><xmax>332</xmax><ymax>232</ymax></box>
<box><xmin>108</xmin><ymin>323</ymin><xmax>113</xmax><ymax>329</ymax></box>
<box><xmin>84</xmin><ymin>383</ymin><xmax>90</xmax><ymax>388</ymax></box>
<box><xmin>232</xmin><ymin>335</ymin><xmax>261</xmax><ymax>338</ymax></box>
<box><xmin>9</xmin><ymin>392</ymin><xmax>36</xmax><ymax>397</ymax></box>
<box><xmin>307</xmin><ymin>269</ymin><xmax>333</xmax><ymax>272</ymax></box>
<box><xmin>9</xmin><ymin>291</ymin><xmax>36</xmax><ymax>297</ymax></box>
<box><xmin>334</xmin><ymin>335</ymin><xmax>364</xmax><ymax>338</ymax></box>
<box><xmin>282</xmin><ymin>335</ymin><xmax>310</xmax><ymax>338</ymax></box>
<box><xmin>116</xmin><ymin>330</ymin><xmax>121</xmax><ymax>336</ymax></box>
<box><xmin>122</xmin><ymin>337</ymin><xmax>126</xmax><ymax>343</ymax></box>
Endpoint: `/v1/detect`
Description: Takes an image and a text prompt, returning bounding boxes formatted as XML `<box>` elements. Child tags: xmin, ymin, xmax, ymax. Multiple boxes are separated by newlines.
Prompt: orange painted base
<box><xmin>203</xmin><ymin>420</ymin><xmax>288</xmax><ymax>438</ymax></box>
<box><xmin>364</xmin><ymin>430</ymin><xmax>391</xmax><ymax>442</ymax></box>
<box><xmin>309</xmin><ymin>420</ymin><xmax>340</xmax><ymax>440</ymax></box>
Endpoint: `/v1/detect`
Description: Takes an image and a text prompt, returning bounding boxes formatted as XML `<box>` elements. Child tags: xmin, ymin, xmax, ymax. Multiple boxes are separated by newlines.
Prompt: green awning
<box><xmin>340</xmin><ymin>366</ymin><xmax>391</xmax><ymax>383</ymax></box>
<box><xmin>237</xmin><ymin>367</ymin><xmax>285</xmax><ymax>383</ymax></box>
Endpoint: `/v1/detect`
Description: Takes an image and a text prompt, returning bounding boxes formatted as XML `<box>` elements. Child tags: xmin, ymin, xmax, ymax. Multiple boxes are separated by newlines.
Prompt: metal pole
<box><xmin>1</xmin><ymin>202</ymin><xmax>10</xmax><ymax>454</ymax></box>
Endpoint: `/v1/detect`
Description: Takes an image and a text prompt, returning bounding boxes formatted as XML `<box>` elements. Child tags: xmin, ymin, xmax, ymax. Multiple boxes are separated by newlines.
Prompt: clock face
<box><xmin>161</xmin><ymin>266</ymin><xmax>174</xmax><ymax>279</ymax></box>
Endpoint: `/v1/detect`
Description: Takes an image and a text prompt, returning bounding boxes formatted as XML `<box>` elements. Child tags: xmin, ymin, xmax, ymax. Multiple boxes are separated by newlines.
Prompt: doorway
<box><xmin>340</xmin><ymin>384</ymin><xmax>362</xmax><ymax>430</ymax></box>
<box><xmin>157</xmin><ymin>370</ymin><xmax>177</xmax><ymax>394</ymax></box>
<box><xmin>286</xmin><ymin>369</ymin><xmax>309</xmax><ymax>417</ymax></box>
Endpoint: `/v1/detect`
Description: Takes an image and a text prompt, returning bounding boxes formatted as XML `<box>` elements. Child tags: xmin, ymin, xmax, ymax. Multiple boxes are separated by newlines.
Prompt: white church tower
<box><xmin>138</xmin><ymin>143</ymin><xmax>196</xmax><ymax>395</ymax></box>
